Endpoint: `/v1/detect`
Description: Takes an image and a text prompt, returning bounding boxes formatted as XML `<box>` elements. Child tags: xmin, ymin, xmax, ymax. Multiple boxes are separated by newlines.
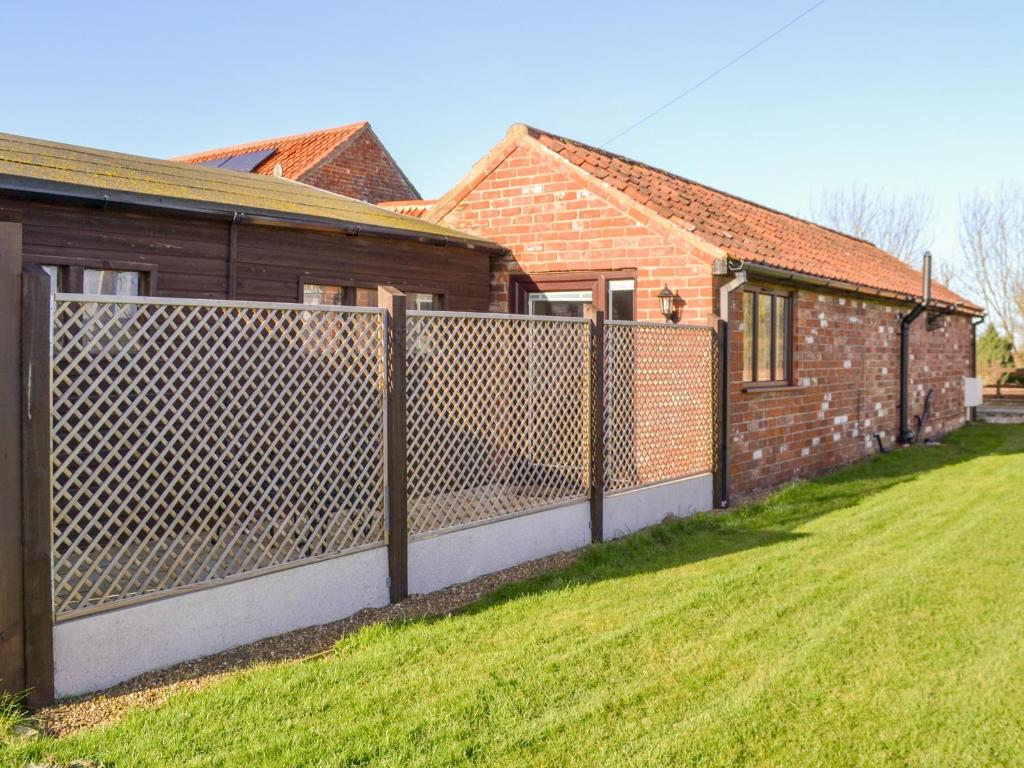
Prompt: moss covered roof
<box><xmin>0</xmin><ymin>132</ymin><xmax>494</xmax><ymax>246</ymax></box>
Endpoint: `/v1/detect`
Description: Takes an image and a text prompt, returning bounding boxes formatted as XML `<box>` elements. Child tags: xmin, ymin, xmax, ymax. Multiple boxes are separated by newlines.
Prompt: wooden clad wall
<box><xmin>234</xmin><ymin>225</ymin><xmax>490</xmax><ymax>309</ymax></box>
<box><xmin>1</xmin><ymin>199</ymin><xmax>231</xmax><ymax>298</ymax></box>
<box><xmin>0</xmin><ymin>197</ymin><xmax>491</xmax><ymax>310</ymax></box>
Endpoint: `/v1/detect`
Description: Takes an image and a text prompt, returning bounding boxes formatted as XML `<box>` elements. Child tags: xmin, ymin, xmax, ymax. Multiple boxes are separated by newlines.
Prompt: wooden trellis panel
<box><xmin>47</xmin><ymin>298</ymin><xmax>719</xmax><ymax>619</ymax></box>
<box><xmin>604</xmin><ymin>321</ymin><xmax>717</xmax><ymax>493</ymax></box>
<box><xmin>50</xmin><ymin>296</ymin><xmax>387</xmax><ymax>618</ymax></box>
<box><xmin>405</xmin><ymin>311</ymin><xmax>590</xmax><ymax>536</ymax></box>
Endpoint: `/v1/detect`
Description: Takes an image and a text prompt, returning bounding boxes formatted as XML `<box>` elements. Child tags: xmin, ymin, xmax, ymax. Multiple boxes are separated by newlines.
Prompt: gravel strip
<box><xmin>37</xmin><ymin>548</ymin><xmax>582</xmax><ymax>738</ymax></box>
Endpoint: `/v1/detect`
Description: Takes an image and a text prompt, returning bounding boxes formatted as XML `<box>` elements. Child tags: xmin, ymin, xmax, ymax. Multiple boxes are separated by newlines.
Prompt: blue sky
<box><xmin>3</xmin><ymin>1</ymin><xmax>1022</xmax><ymax>297</ymax></box>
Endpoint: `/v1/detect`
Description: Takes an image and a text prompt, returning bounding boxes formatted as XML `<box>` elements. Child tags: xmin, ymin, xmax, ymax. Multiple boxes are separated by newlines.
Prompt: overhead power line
<box><xmin>601</xmin><ymin>0</ymin><xmax>831</xmax><ymax>148</ymax></box>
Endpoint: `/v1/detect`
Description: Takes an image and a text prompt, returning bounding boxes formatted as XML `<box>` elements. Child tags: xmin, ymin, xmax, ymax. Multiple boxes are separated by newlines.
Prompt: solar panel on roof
<box><xmin>195</xmin><ymin>147</ymin><xmax>277</xmax><ymax>173</ymax></box>
<box><xmin>221</xmin><ymin>148</ymin><xmax>277</xmax><ymax>172</ymax></box>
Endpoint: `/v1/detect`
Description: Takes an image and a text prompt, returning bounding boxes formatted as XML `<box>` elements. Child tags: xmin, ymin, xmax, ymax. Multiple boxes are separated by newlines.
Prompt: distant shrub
<box><xmin>977</xmin><ymin>325</ymin><xmax>1016</xmax><ymax>384</ymax></box>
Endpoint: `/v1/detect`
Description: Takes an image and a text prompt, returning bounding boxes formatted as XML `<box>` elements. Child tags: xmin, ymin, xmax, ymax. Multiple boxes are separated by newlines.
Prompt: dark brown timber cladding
<box><xmin>0</xmin><ymin>196</ymin><xmax>491</xmax><ymax>307</ymax></box>
<box><xmin>1</xmin><ymin>198</ymin><xmax>230</xmax><ymax>298</ymax></box>
<box><xmin>234</xmin><ymin>225</ymin><xmax>490</xmax><ymax>309</ymax></box>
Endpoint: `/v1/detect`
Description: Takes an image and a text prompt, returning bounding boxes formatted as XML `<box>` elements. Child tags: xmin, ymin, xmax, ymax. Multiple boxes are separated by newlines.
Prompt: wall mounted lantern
<box><xmin>658</xmin><ymin>284</ymin><xmax>676</xmax><ymax>322</ymax></box>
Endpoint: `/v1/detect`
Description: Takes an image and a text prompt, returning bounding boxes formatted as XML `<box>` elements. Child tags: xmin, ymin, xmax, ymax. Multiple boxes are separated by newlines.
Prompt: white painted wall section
<box><xmin>408</xmin><ymin>500</ymin><xmax>591</xmax><ymax>595</ymax></box>
<box><xmin>603</xmin><ymin>473</ymin><xmax>713</xmax><ymax>541</ymax></box>
<box><xmin>53</xmin><ymin>545</ymin><xmax>389</xmax><ymax>698</ymax></box>
<box><xmin>54</xmin><ymin>482</ymin><xmax>711</xmax><ymax>698</ymax></box>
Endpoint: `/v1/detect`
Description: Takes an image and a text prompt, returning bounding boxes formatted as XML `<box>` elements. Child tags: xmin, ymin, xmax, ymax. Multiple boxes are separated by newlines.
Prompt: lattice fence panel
<box><xmin>604</xmin><ymin>322</ymin><xmax>716</xmax><ymax>493</ymax></box>
<box><xmin>50</xmin><ymin>297</ymin><xmax>386</xmax><ymax>617</ymax></box>
<box><xmin>406</xmin><ymin>312</ymin><xmax>589</xmax><ymax>536</ymax></box>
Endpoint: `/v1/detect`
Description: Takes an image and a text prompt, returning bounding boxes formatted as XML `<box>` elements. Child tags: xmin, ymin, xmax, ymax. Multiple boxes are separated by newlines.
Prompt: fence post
<box><xmin>21</xmin><ymin>265</ymin><xmax>55</xmax><ymax>706</ymax></box>
<box><xmin>379</xmin><ymin>286</ymin><xmax>408</xmax><ymax>603</ymax></box>
<box><xmin>585</xmin><ymin>306</ymin><xmax>604</xmax><ymax>543</ymax></box>
<box><xmin>714</xmin><ymin>316</ymin><xmax>729</xmax><ymax>509</ymax></box>
<box><xmin>0</xmin><ymin>223</ymin><xmax>25</xmax><ymax>698</ymax></box>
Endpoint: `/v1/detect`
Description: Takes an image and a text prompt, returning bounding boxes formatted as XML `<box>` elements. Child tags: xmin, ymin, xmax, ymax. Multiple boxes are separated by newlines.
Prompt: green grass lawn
<box><xmin>5</xmin><ymin>423</ymin><xmax>1024</xmax><ymax>767</ymax></box>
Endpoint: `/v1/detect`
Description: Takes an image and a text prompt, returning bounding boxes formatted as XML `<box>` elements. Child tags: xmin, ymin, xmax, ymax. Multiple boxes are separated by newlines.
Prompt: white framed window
<box><xmin>83</xmin><ymin>269</ymin><xmax>141</xmax><ymax>297</ymax></box>
<box><xmin>527</xmin><ymin>289</ymin><xmax>593</xmax><ymax>318</ymax></box>
<box><xmin>607</xmin><ymin>279</ymin><xmax>635</xmax><ymax>321</ymax></box>
<box><xmin>409</xmin><ymin>292</ymin><xmax>442</xmax><ymax>311</ymax></box>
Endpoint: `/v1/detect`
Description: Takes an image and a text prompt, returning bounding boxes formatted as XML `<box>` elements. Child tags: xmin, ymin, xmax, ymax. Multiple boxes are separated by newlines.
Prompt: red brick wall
<box><xmin>726</xmin><ymin>283</ymin><xmax>973</xmax><ymax>496</ymax></box>
<box><xmin>301</xmin><ymin>129</ymin><xmax>418</xmax><ymax>204</ymax></box>
<box><xmin>430</xmin><ymin>136</ymin><xmax>975</xmax><ymax>497</ymax></box>
<box><xmin>435</xmin><ymin>142</ymin><xmax>714</xmax><ymax>324</ymax></box>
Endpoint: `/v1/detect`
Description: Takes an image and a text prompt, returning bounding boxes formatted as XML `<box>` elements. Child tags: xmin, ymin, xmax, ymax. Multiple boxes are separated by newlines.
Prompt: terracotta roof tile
<box><xmin>524</xmin><ymin>126</ymin><xmax>974</xmax><ymax>309</ymax></box>
<box><xmin>173</xmin><ymin>123</ymin><xmax>367</xmax><ymax>180</ymax></box>
<box><xmin>377</xmin><ymin>199</ymin><xmax>434</xmax><ymax>219</ymax></box>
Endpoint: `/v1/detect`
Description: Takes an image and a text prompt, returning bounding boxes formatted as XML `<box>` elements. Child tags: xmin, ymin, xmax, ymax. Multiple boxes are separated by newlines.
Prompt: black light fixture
<box><xmin>658</xmin><ymin>284</ymin><xmax>675</xmax><ymax>322</ymax></box>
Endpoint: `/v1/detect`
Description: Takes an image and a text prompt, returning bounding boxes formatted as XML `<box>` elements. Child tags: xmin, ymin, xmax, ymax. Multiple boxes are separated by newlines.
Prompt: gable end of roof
<box><xmin>317</xmin><ymin>124</ymin><xmax>421</xmax><ymax>201</ymax></box>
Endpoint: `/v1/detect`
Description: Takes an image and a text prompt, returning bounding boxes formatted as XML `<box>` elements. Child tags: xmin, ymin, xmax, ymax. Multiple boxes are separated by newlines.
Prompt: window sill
<box><xmin>740</xmin><ymin>383</ymin><xmax>804</xmax><ymax>394</ymax></box>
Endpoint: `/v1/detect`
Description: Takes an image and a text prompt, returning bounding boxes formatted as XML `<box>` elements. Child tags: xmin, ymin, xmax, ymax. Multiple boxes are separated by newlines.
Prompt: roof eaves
<box><xmin>0</xmin><ymin>173</ymin><xmax>506</xmax><ymax>254</ymax></box>
<box><xmin>726</xmin><ymin>257</ymin><xmax>983</xmax><ymax>315</ymax></box>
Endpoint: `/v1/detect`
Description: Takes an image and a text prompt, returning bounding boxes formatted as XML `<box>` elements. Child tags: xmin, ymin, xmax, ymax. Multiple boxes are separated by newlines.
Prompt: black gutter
<box><xmin>711</xmin><ymin>258</ymin><xmax>980</xmax><ymax>317</ymax></box>
<box><xmin>0</xmin><ymin>175</ymin><xmax>507</xmax><ymax>255</ymax></box>
<box><xmin>898</xmin><ymin>252</ymin><xmax>932</xmax><ymax>445</ymax></box>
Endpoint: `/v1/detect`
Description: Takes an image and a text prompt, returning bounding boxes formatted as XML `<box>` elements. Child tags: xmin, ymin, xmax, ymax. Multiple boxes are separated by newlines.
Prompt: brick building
<box><xmin>174</xmin><ymin>122</ymin><xmax>418</xmax><ymax>204</ymax></box>
<box><xmin>412</xmin><ymin>124</ymin><xmax>982</xmax><ymax>499</ymax></box>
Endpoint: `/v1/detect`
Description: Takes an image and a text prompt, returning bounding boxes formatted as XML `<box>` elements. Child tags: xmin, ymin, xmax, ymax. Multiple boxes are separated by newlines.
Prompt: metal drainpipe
<box><xmin>717</xmin><ymin>268</ymin><xmax>748</xmax><ymax>507</ymax></box>
<box><xmin>228</xmin><ymin>212</ymin><xmax>240</xmax><ymax>300</ymax></box>
<box><xmin>970</xmin><ymin>315</ymin><xmax>985</xmax><ymax>422</ymax></box>
<box><xmin>898</xmin><ymin>252</ymin><xmax>932</xmax><ymax>444</ymax></box>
